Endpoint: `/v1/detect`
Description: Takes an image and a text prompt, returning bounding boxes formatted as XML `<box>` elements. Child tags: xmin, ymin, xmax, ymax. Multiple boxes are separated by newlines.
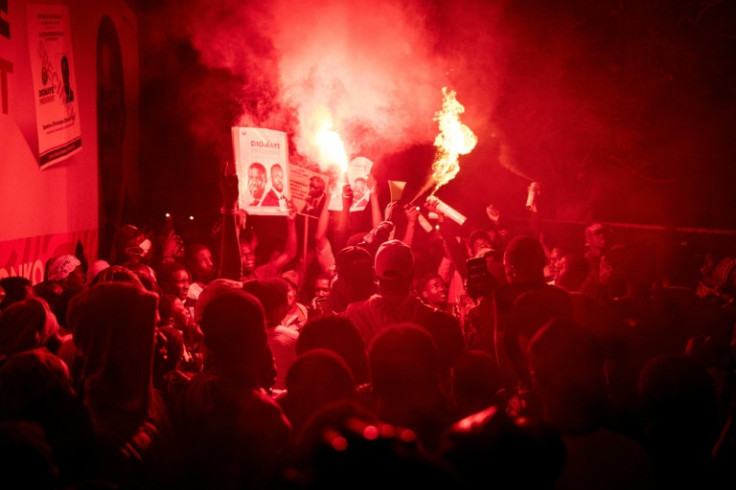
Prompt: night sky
<box><xmin>134</xmin><ymin>0</ymin><xmax>736</xmax><ymax>235</ymax></box>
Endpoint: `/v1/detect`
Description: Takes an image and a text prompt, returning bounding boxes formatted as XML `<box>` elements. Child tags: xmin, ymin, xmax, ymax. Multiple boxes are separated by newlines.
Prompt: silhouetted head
<box><xmin>199</xmin><ymin>289</ymin><xmax>267</xmax><ymax>370</ymax></box>
<box><xmin>504</xmin><ymin>236</ymin><xmax>547</xmax><ymax>284</ymax></box>
<box><xmin>374</xmin><ymin>240</ymin><xmax>414</xmax><ymax>298</ymax></box>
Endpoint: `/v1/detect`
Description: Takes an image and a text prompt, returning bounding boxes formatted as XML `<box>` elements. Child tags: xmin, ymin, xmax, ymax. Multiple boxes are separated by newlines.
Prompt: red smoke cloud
<box><xmin>174</xmin><ymin>0</ymin><xmax>503</xmax><ymax>167</ymax></box>
<box><xmin>141</xmin><ymin>0</ymin><xmax>736</xmax><ymax>228</ymax></box>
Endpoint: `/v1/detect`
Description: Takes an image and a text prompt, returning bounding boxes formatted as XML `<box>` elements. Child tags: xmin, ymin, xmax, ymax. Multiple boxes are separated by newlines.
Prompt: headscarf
<box><xmin>46</xmin><ymin>255</ymin><xmax>81</xmax><ymax>282</ymax></box>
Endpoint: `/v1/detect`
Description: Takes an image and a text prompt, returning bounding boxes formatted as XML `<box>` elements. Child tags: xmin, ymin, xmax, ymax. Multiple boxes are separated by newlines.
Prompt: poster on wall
<box><xmin>26</xmin><ymin>4</ymin><xmax>82</xmax><ymax>168</ymax></box>
<box><xmin>328</xmin><ymin>156</ymin><xmax>374</xmax><ymax>212</ymax></box>
<box><xmin>231</xmin><ymin>127</ymin><xmax>291</xmax><ymax>216</ymax></box>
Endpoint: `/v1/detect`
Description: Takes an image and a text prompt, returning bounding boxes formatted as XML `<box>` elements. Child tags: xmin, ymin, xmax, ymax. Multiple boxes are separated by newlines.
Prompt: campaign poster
<box><xmin>231</xmin><ymin>127</ymin><xmax>290</xmax><ymax>216</ymax></box>
<box><xmin>328</xmin><ymin>156</ymin><xmax>374</xmax><ymax>212</ymax></box>
<box><xmin>288</xmin><ymin>155</ymin><xmax>327</xmax><ymax>217</ymax></box>
<box><xmin>26</xmin><ymin>4</ymin><xmax>82</xmax><ymax>168</ymax></box>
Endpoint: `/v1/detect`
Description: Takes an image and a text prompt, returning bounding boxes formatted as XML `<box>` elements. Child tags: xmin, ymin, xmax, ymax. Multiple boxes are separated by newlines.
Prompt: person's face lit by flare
<box><xmin>472</xmin><ymin>237</ymin><xmax>492</xmax><ymax>256</ymax></box>
<box><xmin>422</xmin><ymin>277</ymin><xmax>448</xmax><ymax>307</ymax></box>
<box><xmin>192</xmin><ymin>248</ymin><xmax>215</xmax><ymax>282</ymax></box>
<box><xmin>314</xmin><ymin>278</ymin><xmax>331</xmax><ymax>299</ymax></box>
<box><xmin>285</xmin><ymin>282</ymin><xmax>297</xmax><ymax>310</ymax></box>
<box><xmin>240</xmin><ymin>242</ymin><xmax>256</xmax><ymax>274</ymax></box>
<box><xmin>165</xmin><ymin>269</ymin><xmax>190</xmax><ymax>302</ymax></box>
<box><xmin>548</xmin><ymin>247</ymin><xmax>564</xmax><ymax>280</ymax></box>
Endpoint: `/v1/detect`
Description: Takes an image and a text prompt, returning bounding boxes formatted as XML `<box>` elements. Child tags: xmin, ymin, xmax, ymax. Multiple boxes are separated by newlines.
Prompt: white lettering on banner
<box><xmin>250</xmin><ymin>141</ymin><xmax>280</xmax><ymax>149</ymax></box>
<box><xmin>0</xmin><ymin>260</ymin><xmax>45</xmax><ymax>283</ymax></box>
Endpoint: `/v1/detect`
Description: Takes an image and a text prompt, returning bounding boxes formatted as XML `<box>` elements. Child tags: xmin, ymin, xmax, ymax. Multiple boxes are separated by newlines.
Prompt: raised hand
<box><xmin>403</xmin><ymin>203</ymin><xmax>420</xmax><ymax>223</ymax></box>
<box><xmin>220</xmin><ymin>161</ymin><xmax>239</xmax><ymax>210</ymax></box>
<box><xmin>486</xmin><ymin>204</ymin><xmax>501</xmax><ymax>223</ymax></box>
<box><xmin>341</xmin><ymin>184</ymin><xmax>354</xmax><ymax>210</ymax></box>
<box><xmin>161</xmin><ymin>227</ymin><xmax>184</xmax><ymax>261</ymax></box>
<box><xmin>425</xmin><ymin>196</ymin><xmax>440</xmax><ymax>214</ymax></box>
<box><xmin>384</xmin><ymin>200</ymin><xmax>401</xmax><ymax>222</ymax></box>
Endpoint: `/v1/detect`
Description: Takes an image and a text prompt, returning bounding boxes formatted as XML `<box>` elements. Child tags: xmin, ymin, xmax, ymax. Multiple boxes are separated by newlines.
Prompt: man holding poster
<box><xmin>232</xmin><ymin>127</ymin><xmax>291</xmax><ymax>216</ymax></box>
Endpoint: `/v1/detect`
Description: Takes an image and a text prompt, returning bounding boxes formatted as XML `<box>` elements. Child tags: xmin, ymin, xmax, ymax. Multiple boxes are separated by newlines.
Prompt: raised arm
<box><xmin>269</xmin><ymin>200</ymin><xmax>298</xmax><ymax>272</ymax></box>
<box><xmin>315</xmin><ymin>189</ymin><xmax>331</xmax><ymax>249</ymax></box>
<box><xmin>313</xmin><ymin>189</ymin><xmax>336</xmax><ymax>273</ymax></box>
<box><xmin>524</xmin><ymin>181</ymin><xmax>541</xmax><ymax>240</ymax></box>
<box><xmin>369</xmin><ymin>175</ymin><xmax>382</xmax><ymax>229</ymax></box>
<box><xmin>219</xmin><ymin>162</ymin><xmax>242</xmax><ymax>280</ymax></box>
<box><xmin>427</xmin><ymin>196</ymin><xmax>469</xmax><ymax>280</ymax></box>
<box><xmin>401</xmin><ymin>204</ymin><xmax>419</xmax><ymax>248</ymax></box>
<box><xmin>335</xmin><ymin>184</ymin><xmax>354</xmax><ymax>251</ymax></box>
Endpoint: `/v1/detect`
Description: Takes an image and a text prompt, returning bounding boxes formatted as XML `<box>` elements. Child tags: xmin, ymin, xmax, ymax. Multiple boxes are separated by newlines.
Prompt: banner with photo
<box><xmin>328</xmin><ymin>156</ymin><xmax>374</xmax><ymax>212</ymax></box>
<box><xmin>288</xmin><ymin>155</ymin><xmax>327</xmax><ymax>218</ymax></box>
<box><xmin>231</xmin><ymin>127</ymin><xmax>291</xmax><ymax>216</ymax></box>
<box><xmin>26</xmin><ymin>4</ymin><xmax>82</xmax><ymax>168</ymax></box>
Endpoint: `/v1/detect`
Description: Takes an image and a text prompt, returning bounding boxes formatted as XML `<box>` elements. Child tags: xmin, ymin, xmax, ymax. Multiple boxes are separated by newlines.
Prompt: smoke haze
<box><xmin>139</xmin><ymin>0</ymin><xmax>736</xmax><ymax>229</ymax></box>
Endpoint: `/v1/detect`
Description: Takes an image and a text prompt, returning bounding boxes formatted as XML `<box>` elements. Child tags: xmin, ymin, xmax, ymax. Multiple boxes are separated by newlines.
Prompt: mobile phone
<box><xmin>466</xmin><ymin>256</ymin><xmax>494</xmax><ymax>299</ymax></box>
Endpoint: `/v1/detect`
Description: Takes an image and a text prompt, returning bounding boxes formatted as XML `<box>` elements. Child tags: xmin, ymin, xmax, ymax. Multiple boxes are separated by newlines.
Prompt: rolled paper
<box><xmin>433</xmin><ymin>197</ymin><xmax>467</xmax><ymax>226</ymax></box>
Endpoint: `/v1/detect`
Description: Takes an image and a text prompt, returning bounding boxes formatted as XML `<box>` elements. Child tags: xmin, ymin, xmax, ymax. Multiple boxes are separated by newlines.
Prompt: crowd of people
<box><xmin>1</xmin><ymin>170</ymin><xmax>735</xmax><ymax>489</ymax></box>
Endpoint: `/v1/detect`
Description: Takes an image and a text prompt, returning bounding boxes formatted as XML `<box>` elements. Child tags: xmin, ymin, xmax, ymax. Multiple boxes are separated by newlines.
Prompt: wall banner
<box><xmin>26</xmin><ymin>4</ymin><xmax>82</xmax><ymax>168</ymax></box>
<box><xmin>0</xmin><ymin>229</ymin><xmax>98</xmax><ymax>285</ymax></box>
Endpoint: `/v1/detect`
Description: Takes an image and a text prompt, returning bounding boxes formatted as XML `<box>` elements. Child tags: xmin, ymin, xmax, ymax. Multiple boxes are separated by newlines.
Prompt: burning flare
<box><xmin>431</xmin><ymin>87</ymin><xmax>477</xmax><ymax>194</ymax></box>
<box><xmin>315</xmin><ymin>121</ymin><xmax>348</xmax><ymax>179</ymax></box>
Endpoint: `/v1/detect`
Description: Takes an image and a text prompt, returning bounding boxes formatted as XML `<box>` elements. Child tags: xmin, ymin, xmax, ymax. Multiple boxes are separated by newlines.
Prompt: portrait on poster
<box><xmin>231</xmin><ymin>127</ymin><xmax>291</xmax><ymax>216</ymax></box>
<box><xmin>328</xmin><ymin>156</ymin><xmax>374</xmax><ymax>212</ymax></box>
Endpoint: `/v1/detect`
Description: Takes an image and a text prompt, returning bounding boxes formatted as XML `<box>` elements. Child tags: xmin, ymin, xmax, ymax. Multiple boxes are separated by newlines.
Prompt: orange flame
<box><xmin>315</xmin><ymin>121</ymin><xmax>348</xmax><ymax>177</ymax></box>
<box><xmin>431</xmin><ymin>87</ymin><xmax>477</xmax><ymax>194</ymax></box>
